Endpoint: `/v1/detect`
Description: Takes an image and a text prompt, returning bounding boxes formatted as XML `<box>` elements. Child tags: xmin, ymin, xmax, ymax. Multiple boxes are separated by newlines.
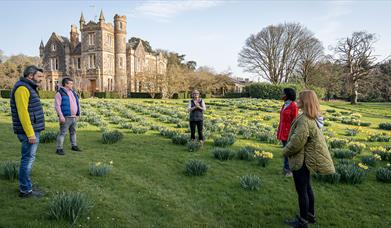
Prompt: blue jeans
<box><xmin>17</xmin><ymin>132</ymin><xmax>40</xmax><ymax>193</ymax></box>
<box><xmin>282</xmin><ymin>140</ymin><xmax>291</xmax><ymax>171</ymax></box>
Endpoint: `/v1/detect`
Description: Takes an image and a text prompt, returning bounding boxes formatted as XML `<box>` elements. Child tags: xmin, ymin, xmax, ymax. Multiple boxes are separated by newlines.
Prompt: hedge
<box><xmin>201</xmin><ymin>93</ymin><xmax>212</xmax><ymax>99</ymax></box>
<box><xmin>224</xmin><ymin>92</ymin><xmax>250</xmax><ymax>98</ymax></box>
<box><xmin>172</xmin><ymin>92</ymin><xmax>211</xmax><ymax>99</ymax></box>
<box><xmin>0</xmin><ymin>90</ymin><xmax>11</xmax><ymax>98</ymax></box>
<box><xmin>80</xmin><ymin>91</ymin><xmax>92</xmax><ymax>99</ymax></box>
<box><xmin>245</xmin><ymin>83</ymin><xmax>325</xmax><ymax>100</ymax></box>
<box><xmin>127</xmin><ymin>92</ymin><xmax>152</xmax><ymax>98</ymax></box>
<box><xmin>39</xmin><ymin>91</ymin><xmax>56</xmax><ymax>99</ymax></box>
<box><xmin>153</xmin><ymin>93</ymin><xmax>163</xmax><ymax>99</ymax></box>
<box><xmin>95</xmin><ymin>92</ymin><xmax>121</xmax><ymax>99</ymax></box>
<box><xmin>172</xmin><ymin>92</ymin><xmax>189</xmax><ymax>99</ymax></box>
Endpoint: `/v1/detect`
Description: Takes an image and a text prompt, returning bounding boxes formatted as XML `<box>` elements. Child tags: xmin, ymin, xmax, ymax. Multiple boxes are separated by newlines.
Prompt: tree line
<box><xmin>238</xmin><ymin>22</ymin><xmax>391</xmax><ymax>103</ymax></box>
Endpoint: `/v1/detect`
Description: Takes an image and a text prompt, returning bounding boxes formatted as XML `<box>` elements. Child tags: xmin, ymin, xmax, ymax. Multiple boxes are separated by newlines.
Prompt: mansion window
<box><xmin>50</xmin><ymin>58</ymin><xmax>58</xmax><ymax>71</ymax></box>
<box><xmin>107</xmin><ymin>35</ymin><xmax>113</xmax><ymax>47</ymax></box>
<box><xmin>108</xmin><ymin>78</ymin><xmax>114</xmax><ymax>91</ymax></box>
<box><xmin>88</xmin><ymin>54</ymin><xmax>96</xmax><ymax>69</ymax></box>
<box><xmin>120</xmin><ymin>57</ymin><xmax>123</xmax><ymax>69</ymax></box>
<box><xmin>51</xmin><ymin>44</ymin><xmax>56</xmax><ymax>51</ymax></box>
<box><xmin>110</xmin><ymin>56</ymin><xmax>114</xmax><ymax>72</ymax></box>
<box><xmin>77</xmin><ymin>58</ymin><xmax>81</xmax><ymax>69</ymax></box>
<box><xmin>88</xmin><ymin>33</ymin><xmax>95</xmax><ymax>46</ymax></box>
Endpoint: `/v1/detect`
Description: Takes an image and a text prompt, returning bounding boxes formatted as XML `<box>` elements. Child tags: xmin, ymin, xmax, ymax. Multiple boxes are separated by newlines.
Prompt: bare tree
<box><xmin>296</xmin><ymin>37</ymin><xmax>324</xmax><ymax>85</ymax></box>
<box><xmin>335</xmin><ymin>31</ymin><xmax>377</xmax><ymax>104</ymax></box>
<box><xmin>166</xmin><ymin>64</ymin><xmax>190</xmax><ymax>98</ymax></box>
<box><xmin>238</xmin><ymin>23</ymin><xmax>316</xmax><ymax>84</ymax></box>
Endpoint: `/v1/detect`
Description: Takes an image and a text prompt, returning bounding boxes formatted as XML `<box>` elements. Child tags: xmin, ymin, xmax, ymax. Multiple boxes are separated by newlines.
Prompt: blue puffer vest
<box><xmin>58</xmin><ymin>87</ymin><xmax>80</xmax><ymax>117</ymax></box>
<box><xmin>10</xmin><ymin>77</ymin><xmax>45</xmax><ymax>134</ymax></box>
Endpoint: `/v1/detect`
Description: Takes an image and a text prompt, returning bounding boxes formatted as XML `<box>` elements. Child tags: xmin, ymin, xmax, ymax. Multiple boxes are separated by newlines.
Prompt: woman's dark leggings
<box><xmin>190</xmin><ymin>120</ymin><xmax>204</xmax><ymax>141</ymax></box>
<box><xmin>292</xmin><ymin>164</ymin><xmax>315</xmax><ymax>220</ymax></box>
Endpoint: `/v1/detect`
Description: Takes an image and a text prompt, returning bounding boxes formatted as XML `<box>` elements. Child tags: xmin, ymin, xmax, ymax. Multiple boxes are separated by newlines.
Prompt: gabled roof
<box><xmin>128</xmin><ymin>39</ymin><xmax>141</xmax><ymax>50</ymax></box>
<box><xmin>72</xmin><ymin>42</ymin><xmax>81</xmax><ymax>55</ymax></box>
<box><xmin>50</xmin><ymin>32</ymin><xmax>70</xmax><ymax>46</ymax></box>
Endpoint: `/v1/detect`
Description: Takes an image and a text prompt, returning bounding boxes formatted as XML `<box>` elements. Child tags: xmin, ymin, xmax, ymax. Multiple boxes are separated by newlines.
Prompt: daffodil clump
<box><xmin>379</xmin><ymin>122</ymin><xmax>391</xmax><ymax>130</ymax></box>
<box><xmin>376</xmin><ymin>164</ymin><xmax>391</xmax><ymax>183</ymax></box>
<box><xmin>347</xmin><ymin>142</ymin><xmax>366</xmax><ymax>153</ymax></box>
<box><xmin>361</xmin><ymin>154</ymin><xmax>381</xmax><ymax>167</ymax></box>
<box><xmin>370</xmin><ymin>146</ymin><xmax>391</xmax><ymax>161</ymax></box>
<box><xmin>254</xmin><ymin>151</ymin><xmax>273</xmax><ymax>167</ymax></box>
<box><xmin>102</xmin><ymin>130</ymin><xmax>123</xmax><ymax>144</ymax></box>
<box><xmin>240</xmin><ymin>174</ymin><xmax>261</xmax><ymax>191</ymax></box>
<box><xmin>48</xmin><ymin>192</ymin><xmax>93</xmax><ymax>224</ymax></box>
<box><xmin>0</xmin><ymin>160</ymin><xmax>19</xmax><ymax>181</ymax></box>
<box><xmin>328</xmin><ymin>138</ymin><xmax>348</xmax><ymax>149</ymax></box>
<box><xmin>89</xmin><ymin>161</ymin><xmax>114</xmax><ymax>176</ymax></box>
<box><xmin>351</xmin><ymin>113</ymin><xmax>362</xmax><ymax>119</ymax></box>
<box><xmin>345</xmin><ymin>128</ymin><xmax>360</xmax><ymax>136</ymax></box>
<box><xmin>237</xmin><ymin>146</ymin><xmax>257</xmax><ymax>161</ymax></box>
<box><xmin>336</xmin><ymin>163</ymin><xmax>367</xmax><ymax>185</ymax></box>
<box><xmin>367</xmin><ymin>132</ymin><xmax>390</xmax><ymax>142</ymax></box>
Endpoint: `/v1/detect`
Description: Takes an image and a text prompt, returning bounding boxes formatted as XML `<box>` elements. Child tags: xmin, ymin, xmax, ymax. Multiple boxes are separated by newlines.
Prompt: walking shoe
<box><xmin>19</xmin><ymin>189</ymin><xmax>44</xmax><ymax>198</ymax></box>
<box><xmin>56</xmin><ymin>149</ymin><xmax>65</xmax><ymax>155</ymax></box>
<box><xmin>283</xmin><ymin>168</ymin><xmax>293</xmax><ymax>177</ymax></box>
<box><xmin>307</xmin><ymin>213</ymin><xmax>316</xmax><ymax>224</ymax></box>
<box><xmin>71</xmin><ymin>146</ymin><xmax>82</xmax><ymax>152</ymax></box>
<box><xmin>285</xmin><ymin>171</ymin><xmax>293</xmax><ymax>177</ymax></box>
<box><xmin>284</xmin><ymin>216</ymin><xmax>308</xmax><ymax>228</ymax></box>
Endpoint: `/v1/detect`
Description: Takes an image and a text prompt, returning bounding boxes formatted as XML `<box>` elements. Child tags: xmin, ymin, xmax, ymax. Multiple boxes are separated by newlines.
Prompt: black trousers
<box><xmin>281</xmin><ymin>140</ymin><xmax>290</xmax><ymax>171</ymax></box>
<box><xmin>190</xmin><ymin>120</ymin><xmax>204</xmax><ymax>141</ymax></box>
<box><xmin>292</xmin><ymin>164</ymin><xmax>315</xmax><ymax>220</ymax></box>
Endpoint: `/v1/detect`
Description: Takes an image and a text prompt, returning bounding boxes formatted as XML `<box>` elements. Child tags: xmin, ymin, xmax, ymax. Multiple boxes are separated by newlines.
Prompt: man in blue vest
<box><xmin>10</xmin><ymin>65</ymin><xmax>45</xmax><ymax>197</ymax></box>
<box><xmin>54</xmin><ymin>77</ymin><xmax>81</xmax><ymax>155</ymax></box>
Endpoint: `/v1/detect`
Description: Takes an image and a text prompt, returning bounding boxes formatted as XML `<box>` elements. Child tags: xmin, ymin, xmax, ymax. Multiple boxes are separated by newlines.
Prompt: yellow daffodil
<box><xmin>370</xmin><ymin>147</ymin><xmax>386</xmax><ymax>153</ymax></box>
<box><xmin>358</xmin><ymin>163</ymin><xmax>369</xmax><ymax>170</ymax></box>
<box><xmin>254</xmin><ymin>151</ymin><xmax>273</xmax><ymax>159</ymax></box>
<box><xmin>373</xmin><ymin>154</ymin><xmax>382</xmax><ymax>161</ymax></box>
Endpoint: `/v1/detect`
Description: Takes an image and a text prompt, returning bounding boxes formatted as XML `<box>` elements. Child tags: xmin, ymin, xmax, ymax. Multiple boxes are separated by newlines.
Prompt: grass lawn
<box><xmin>0</xmin><ymin>98</ymin><xmax>390</xmax><ymax>227</ymax></box>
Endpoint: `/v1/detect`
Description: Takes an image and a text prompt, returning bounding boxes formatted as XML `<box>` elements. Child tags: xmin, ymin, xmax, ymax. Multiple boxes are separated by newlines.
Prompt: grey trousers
<box><xmin>56</xmin><ymin>117</ymin><xmax>77</xmax><ymax>149</ymax></box>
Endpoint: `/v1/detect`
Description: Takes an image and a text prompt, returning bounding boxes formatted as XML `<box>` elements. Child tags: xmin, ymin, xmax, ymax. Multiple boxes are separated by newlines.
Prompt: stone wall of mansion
<box><xmin>39</xmin><ymin>10</ymin><xmax>167</xmax><ymax>94</ymax></box>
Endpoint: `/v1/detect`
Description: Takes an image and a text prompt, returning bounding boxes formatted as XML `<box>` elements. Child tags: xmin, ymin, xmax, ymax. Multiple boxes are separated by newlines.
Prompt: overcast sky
<box><xmin>1</xmin><ymin>0</ymin><xmax>390</xmax><ymax>81</ymax></box>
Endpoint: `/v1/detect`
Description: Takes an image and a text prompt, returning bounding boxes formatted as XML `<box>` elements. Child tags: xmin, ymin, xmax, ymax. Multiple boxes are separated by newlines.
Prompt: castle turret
<box><xmin>70</xmin><ymin>24</ymin><xmax>79</xmax><ymax>48</ymax></box>
<box><xmin>114</xmin><ymin>14</ymin><xmax>127</xmax><ymax>94</ymax></box>
<box><xmin>79</xmin><ymin>12</ymin><xmax>85</xmax><ymax>30</ymax></box>
<box><xmin>39</xmin><ymin>40</ymin><xmax>44</xmax><ymax>58</ymax></box>
<box><xmin>99</xmin><ymin>9</ymin><xmax>105</xmax><ymax>23</ymax></box>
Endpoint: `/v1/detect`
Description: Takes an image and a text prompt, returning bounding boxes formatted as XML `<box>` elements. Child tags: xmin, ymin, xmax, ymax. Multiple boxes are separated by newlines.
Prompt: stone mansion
<box><xmin>39</xmin><ymin>10</ymin><xmax>167</xmax><ymax>95</ymax></box>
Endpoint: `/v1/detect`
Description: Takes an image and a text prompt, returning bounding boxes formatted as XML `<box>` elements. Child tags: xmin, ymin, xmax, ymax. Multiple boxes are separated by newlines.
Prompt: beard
<box><xmin>32</xmin><ymin>77</ymin><xmax>41</xmax><ymax>84</ymax></box>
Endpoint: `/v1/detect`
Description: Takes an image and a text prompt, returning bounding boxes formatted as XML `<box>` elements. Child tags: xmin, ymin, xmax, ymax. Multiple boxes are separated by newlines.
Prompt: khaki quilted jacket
<box><xmin>283</xmin><ymin>113</ymin><xmax>335</xmax><ymax>174</ymax></box>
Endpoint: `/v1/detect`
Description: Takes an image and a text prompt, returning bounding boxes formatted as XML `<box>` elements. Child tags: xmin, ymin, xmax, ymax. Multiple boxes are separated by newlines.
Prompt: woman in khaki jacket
<box><xmin>283</xmin><ymin>90</ymin><xmax>335</xmax><ymax>228</ymax></box>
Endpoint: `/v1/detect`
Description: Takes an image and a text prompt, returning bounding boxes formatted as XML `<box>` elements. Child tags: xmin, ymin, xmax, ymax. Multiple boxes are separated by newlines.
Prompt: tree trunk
<box><xmin>351</xmin><ymin>80</ymin><xmax>358</xmax><ymax>105</ymax></box>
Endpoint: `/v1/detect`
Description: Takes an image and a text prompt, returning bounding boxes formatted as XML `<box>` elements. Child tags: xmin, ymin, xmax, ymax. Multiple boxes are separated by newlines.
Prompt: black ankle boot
<box><xmin>307</xmin><ymin>213</ymin><xmax>316</xmax><ymax>224</ymax></box>
<box><xmin>284</xmin><ymin>216</ymin><xmax>308</xmax><ymax>228</ymax></box>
